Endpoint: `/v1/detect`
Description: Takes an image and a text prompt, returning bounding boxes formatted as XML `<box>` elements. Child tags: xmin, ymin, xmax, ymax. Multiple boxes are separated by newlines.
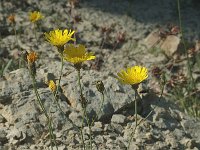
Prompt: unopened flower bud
<box><xmin>96</xmin><ymin>80</ymin><xmax>105</xmax><ymax>93</ymax></box>
<box><xmin>27</xmin><ymin>51</ymin><xmax>37</xmax><ymax>64</ymax></box>
<box><xmin>7</xmin><ymin>14</ymin><xmax>16</xmax><ymax>24</ymax></box>
<box><xmin>26</xmin><ymin>51</ymin><xmax>37</xmax><ymax>76</ymax></box>
<box><xmin>49</xmin><ymin>80</ymin><xmax>57</xmax><ymax>93</ymax></box>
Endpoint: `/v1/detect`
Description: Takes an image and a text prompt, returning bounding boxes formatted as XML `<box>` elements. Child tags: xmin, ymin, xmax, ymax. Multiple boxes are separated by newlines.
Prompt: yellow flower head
<box><xmin>29</xmin><ymin>11</ymin><xmax>43</xmax><ymax>23</ymax></box>
<box><xmin>49</xmin><ymin>80</ymin><xmax>56</xmax><ymax>92</ymax></box>
<box><xmin>117</xmin><ymin>66</ymin><xmax>148</xmax><ymax>85</ymax></box>
<box><xmin>27</xmin><ymin>51</ymin><xmax>37</xmax><ymax>64</ymax></box>
<box><xmin>63</xmin><ymin>44</ymin><xmax>96</xmax><ymax>64</ymax></box>
<box><xmin>44</xmin><ymin>29</ymin><xmax>75</xmax><ymax>47</ymax></box>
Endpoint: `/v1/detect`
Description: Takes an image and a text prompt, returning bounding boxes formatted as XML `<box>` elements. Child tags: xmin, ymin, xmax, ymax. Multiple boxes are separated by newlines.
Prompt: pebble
<box><xmin>111</xmin><ymin>114</ymin><xmax>126</xmax><ymax>124</ymax></box>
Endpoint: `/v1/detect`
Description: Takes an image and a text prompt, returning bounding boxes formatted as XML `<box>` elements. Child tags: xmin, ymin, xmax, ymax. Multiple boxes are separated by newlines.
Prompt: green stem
<box><xmin>77</xmin><ymin>69</ymin><xmax>86</xmax><ymax>150</ymax></box>
<box><xmin>127</xmin><ymin>89</ymin><xmax>138</xmax><ymax>149</ymax></box>
<box><xmin>55</xmin><ymin>55</ymin><xmax>64</xmax><ymax>97</ymax></box>
<box><xmin>177</xmin><ymin>0</ymin><xmax>195</xmax><ymax>89</ymax></box>
<box><xmin>134</xmin><ymin>90</ymin><xmax>138</xmax><ymax>127</ymax></box>
<box><xmin>77</xmin><ymin>69</ymin><xmax>83</xmax><ymax>96</ymax></box>
<box><xmin>80</xmin><ymin>108</ymin><xmax>86</xmax><ymax>150</ymax></box>
<box><xmin>127</xmin><ymin>82</ymin><xmax>165</xmax><ymax>150</ymax></box>
<box><xmin>13</xmin><ymin>24</ymin><xmax>18</xmax><ymax>47</ymax></box>
<box><xmin>88</xmin><ymin>120</ymin><xmax>92</xmax><ymax>150</ymax></box>
<box><xmin>84</xmin><ymin>107</ymin><xmax>92</xmax><ymax>150</ymax></box>
<box><xmin>52</xmin><ymin>93</ymin><xmax>65</xmax><ymax>115</ymax></box>
<box><xmin>29</xmin><ymin>69</ymin><xmax>57</xmax><ymax>150</ymax></box>
<box><xmin>33</xmin><ymin>23</ymin><xmax>38</xmax><ymax>45</ymax></box>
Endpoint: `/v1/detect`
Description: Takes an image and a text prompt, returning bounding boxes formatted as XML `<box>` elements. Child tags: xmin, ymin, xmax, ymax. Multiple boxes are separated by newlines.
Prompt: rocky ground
<box><xmin>0</xmin><ymin>0</ymin><xmax>200</xmax><ymax>149</ymax></box>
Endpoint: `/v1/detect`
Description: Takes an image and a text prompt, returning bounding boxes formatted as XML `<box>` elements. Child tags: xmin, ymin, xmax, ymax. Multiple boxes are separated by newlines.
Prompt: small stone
<box><xmin>94</xmin><ymin>136</ymin><xmax>104</xmax><ymax>144</ymax></box>
<box><xmin>185</xmin><ymin>139</ymin><xmax>197</xmax><ymax>149</ymax></box>
<box><xmin>143</xmin><ymin>30</ymin><xmax>160</xmax><ymax>49</ymax></box>
<box><xmin>160</xmin><ymin>35</ymin><xmax>180</xmax><ymax>57</ymax></box>
<box><xmin>53</xmin><ymin>145</ymin><xmax>66</xmax><ymax>150</ymax></box>
<box><xmin>83</xmin><ymin>127</ymin><xmax>90</xmax><ymax>135</ymax></box>
<box><xmin>104</xmin><ymin>124</ymin><xmax>114</xmax><ymax>132</ymax></box>
<box><xmin>0</xmin><ymin>129</ymin><xmax>7</xmax><ymax>142</ymax></box>
<box><xmin>0</xmin><ymin>115</ymin><xmax>6</xmax><ymax>123</ymax></box>
<box><xmin>111</xmin><ymin>123</ymin><xmax>124</xmax><ymax>135</ymax></box>
<box><xmin>69</xmin><ymin>111</ymin><xmax>83</xmax><ymax>127</ymax></box>
<box><xmin>91</xmin><ymin>126</ymin><xmax>103</xmax><ymax>134</ymax></box>
<box><xmin>30</xmin><ymin>145</ymin><xmax>38</xmax><ymax>150</ymax></box>
<box><xmin>111</xmin><ymin>114</ymin><xmax>126</xmax><ymax>124</ymax></box>
<box><xmin>94</xmin><ymin>121</ymin><xmax>103</xmax><ymax>128</ymax></box>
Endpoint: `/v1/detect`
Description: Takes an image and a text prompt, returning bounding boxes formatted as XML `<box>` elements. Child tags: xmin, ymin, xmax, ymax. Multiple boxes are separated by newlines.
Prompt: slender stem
<box><xmin>127</xmin><ymin>89</ymin><xmax>138</xmax><ymax>149</ymax></box>
<box><xmin>29</xmin><ymin>69</ymin><xmax>57</xmax><ymax>150</ymax></box>
<box><xmin>88</xmin><ymin>120</ymin><xmax>92</xmax><ymax>150</ymax></box>
<box><xmin>77</xmin><ymin>69</ymin><xmax>82</xmax><ymax>95</ymax></box>
<box><xmin>52</xmin><ymin>93</ymin><xmax>65</xmax><ymax>115</ymax></box>
<box><xmin>77</xmin><ymin>69</ymin><xmax>86</xmax><ymax>150</ymax></box>
<box><xmin>33</xmin><ymin>23</ymin><xmax>38</xmax><ymax>45</ymax></box>
<box><xmin>77</xmin><ymin>68</ymin><xmax>93</xmax><ymax>149</ymax></box>
<box><xmin>134</xmin><ymin>90</ymin><xmax>138</xmax><ymax>127</ymax></box>
<box><xmin>55</xmin><ymin>55</ymin><xmax>64</xmax><ymax>97</ymax></box>
<box><xmin>52</xmin><ymin>92</ymin><xmax>81</xmax><ymax>131</ymax></box>
<box><xmin>177</xmin><ymin>0</ymin><xmax>195</xmax><ymax>89</ymax></box>
<box><xmin>127</xmin><ymin>82</ymin><xmax>165</xmax><ymax>150</ymax></box>
<box><xmin>85</xmin><ymin>108</ymin><xmax>92</xmax><ymax>150</ymax></box>
<box><xmin>100</xmin><ymin>36</ymin><xmax>105</xmax><ymax>50</ymax></box>
<box><xmin>80</xmin><ymin>108</ymin><xmax>86</xmax><ymax>150</ymax></box>
<box><xmin>48</xmin><ymin>116</ymin><xmax>54</xmax><ymax>150</ymax></box>
<box><xmin>13</xmin><ymin>24</ymin><xmax>18</xmax><ymax>47</ymax></box>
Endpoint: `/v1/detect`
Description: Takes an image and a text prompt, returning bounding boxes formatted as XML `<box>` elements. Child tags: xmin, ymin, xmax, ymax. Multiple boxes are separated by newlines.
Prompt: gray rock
<box><xmin>0</xmin><ymin>129</ymin><xmax>7</xmax><ymax>143</ymax></box>
<box><xmin>111</xmin><ymin>114</ymin><xmax>126</xmax><ymax>124</ymax></box>
<box><xmin>1</xmin><ymin>0</ymin><xmax>200</xmax><ymax>149</ymax></box>
<box><xmin>91</xmin><ymin>126</ymin><xmax>103</xmax><ymax>134</ymax></box>
<box><xmin>181</xmin><ymin>119</ymin><xmax>200</xmax><ymax>143</ymax></box>
<box><xmin>0</xmin><ymin>115</ymin><xmax>6</xmax><ymax>123</ymax></box>
<box><xmin>62</xmin><ymin>70</ymin><xmax>137</xmax><ymax>122</ymax></box>
<box><xmin>68</xmin><ymin>111</ymin><xmax>83</xmax><ymax>127</ymax></box>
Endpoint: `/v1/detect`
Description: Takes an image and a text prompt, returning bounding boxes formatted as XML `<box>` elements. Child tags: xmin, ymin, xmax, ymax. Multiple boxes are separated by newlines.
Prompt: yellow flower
<box><xmin>63</xmin><ymin>44</ymin><xmax>96</xmax><ymax>64</ymax></box>
<box><xmin>49</xmin><ymin>80</ymin><xmax>56</xmax><ymax>92</ymax></box>
<box><xmin>117</xmin><ymin>66</ymin><xmax>148</xmax><ymax>85</ymax></box>
<box><xmin>44</xmin><ymin>29</ymin><xmax>75</xmax><ymax>47</ymax></box>
<box><xmin>29</xmin><ymin>11</ymin><xmax>43</xmax><ymax>23</ymax></box>
<box><xmin>27</xmin><ymin>51</ymin><xmax>37</xmax><ymax>64</ymax></box>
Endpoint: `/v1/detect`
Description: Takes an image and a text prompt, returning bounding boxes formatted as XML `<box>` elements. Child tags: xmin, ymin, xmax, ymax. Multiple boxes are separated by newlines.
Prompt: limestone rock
<box><xmin>161</xmin><ymin>35</ymin><xmax>181</xmax><ymax>57</ymax></box>
<box><xmin>143</xmin><ymin>30</ymin><xmax>160</xmax><ymax>49</ymax></box>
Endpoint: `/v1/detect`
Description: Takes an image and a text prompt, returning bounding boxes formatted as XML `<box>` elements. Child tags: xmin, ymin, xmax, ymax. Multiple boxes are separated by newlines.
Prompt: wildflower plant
<box><xmin>44</xmin><ymin>29</ymin><xmax>75</xmax><ymax>52</ymax></box>
<box><xmin>117</xmin><ymin>66</ymin><xmax>148</xmax><ymax>89</ymax></box>
<box><xmin>48</xmin><ymin>80</ymin><xmax>57</xmax><ymax>93</ymax></box>
<box><xmin>29</xmin><ymin>11</ymin><xmax>43</xmax><ymax>23</ymax></box>
<box><xmin>63</xmin><ymin>44</ymin><xmax>95</xmax><ymax>149</ymax></box>
<box><xmin>44</xmin><ymin>29</ymin><xmax>75</xmax><ymax>101</ymax></box>
<box><xmin>25</xmin><ymin>51</ymin><xmax>57</xmax><ymax>150</ymax></box>
<box><xmin>117</xmin><ymin>65</ymin><xmax>148</xmax><ymax>148</ymax></box>
<box><xmin>29</xmin><ymin>11</ymin><xmax>44</xmax><ymax>43</ymax></box>
<box><xmin>63</xmin><ymin>44</ymin><xmax>95</xmax><ymax>65</ymax></box>
<box><xmin>26</xmin><ymin>51</ymin><xmax>37</xmax><ymax>76</ymax></box>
